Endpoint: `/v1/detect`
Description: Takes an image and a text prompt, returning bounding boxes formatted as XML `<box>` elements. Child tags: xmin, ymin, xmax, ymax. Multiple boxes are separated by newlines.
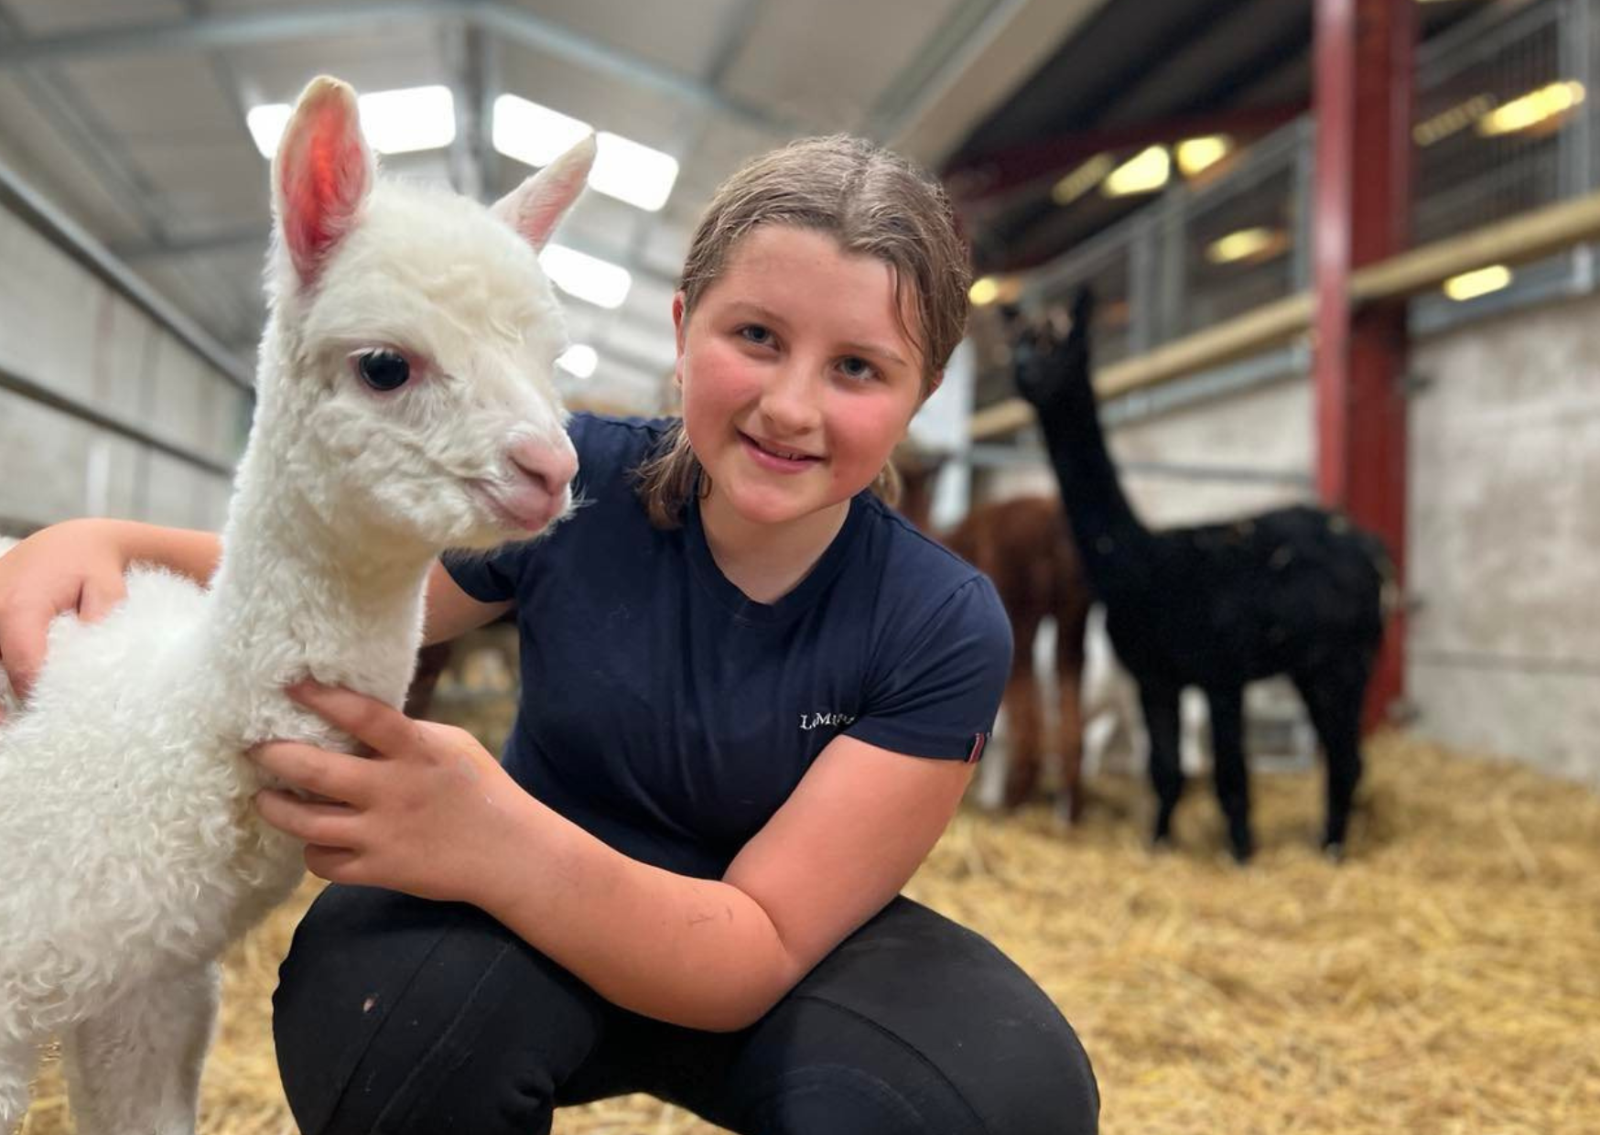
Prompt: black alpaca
<box><xmin>1013</xmin><ymin>292</ymin><xmax>1393</xmax><ymax>862</ymax></box>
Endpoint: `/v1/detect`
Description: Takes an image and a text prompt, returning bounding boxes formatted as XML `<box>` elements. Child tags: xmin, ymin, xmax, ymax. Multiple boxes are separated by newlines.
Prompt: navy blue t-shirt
<box><xmin>444</xmin><ymin>413</ymin><xmax>1011</xmax><ymax>879</ymax></box>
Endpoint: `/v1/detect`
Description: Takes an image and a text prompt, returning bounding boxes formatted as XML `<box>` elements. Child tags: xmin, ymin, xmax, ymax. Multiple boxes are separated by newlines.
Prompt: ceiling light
<box><xmin>492</xmin><ymin>95</ymin><xmax>679</xmax><ymax>213</ymax></box>
<box><xmin>1476</xmin><ymin>81</ymin><xmax>1586</xmax><ymax>137</ymax></box>
<box><xmin>591</xmin><ymin>133</ymin><xmax>679</xmax><ymax>212</ymax></box>
<box><xmin>969</xmin><ymin>277</ymin><xmax>1000</xmax><ymax>306</ymax></box>
<box><xmin>1102</xmin><ymin>146</ymin><xmax>1171</xmax><ymax>197</ymax></box>
<box><xmin>1413</xmin><ymin>94</ymin><xmax>1494</xmax><ymax>146</ymax></box>
<box><xmin>246</xmin><ymin>86</ymin><xmax>455</xmax><ymax>158</ymax></box>
<box><xmin>245</xmin><ymin>105</ymin><xmax>292</xmax><ymax>158</ymax></box>
<box><xmin>491</xmin><ymin>95</ymin><xmax>591</xmax><ymax>167</ymax></box>
<box><xmin>1052</xmin><ymin>154</ymin><xmax>1114</xmax><ymax>207</ymax></box>
<box><xmin>1176</xmin><ymin>135</ymin><xmax>1231</xmax><ymax>177</ymax></box>
<box><xmin>557</xmin><ymin>344</ymin><xmax>598</xmax><ymax>378</ymax></box>
<box><xmin>357</xmin><ymin>86</ymin><xmax>456</xmax><ymax>154</ymax></box>
<box><xmin>1206</xmin><ymin>227</ymin><xmax>1283</xmax><ymax>265</ymax></box>
<box><xmin>539</xmin><ymin>245</ymin><xmax>632</xmax><ymax>309</ymax></box>
<box><xmin>1442</xmin><ymin>264</ymin><xmax>1512</xmax><ymax>301</ymax></box>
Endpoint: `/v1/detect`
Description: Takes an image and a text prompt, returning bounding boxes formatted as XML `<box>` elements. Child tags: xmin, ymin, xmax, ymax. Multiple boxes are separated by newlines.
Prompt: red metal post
<box><xmin>1313</xmin><ymin>0</ymin><xmax>1414</xmax><ymax>728</ymax></box>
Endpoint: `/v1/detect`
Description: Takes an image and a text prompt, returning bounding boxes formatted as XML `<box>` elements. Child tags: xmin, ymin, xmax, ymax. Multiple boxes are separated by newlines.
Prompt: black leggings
<box><xmin>273</xmin><ymin>885</ymin><xmax>1099</xmax><ymax>1135</ymax></box>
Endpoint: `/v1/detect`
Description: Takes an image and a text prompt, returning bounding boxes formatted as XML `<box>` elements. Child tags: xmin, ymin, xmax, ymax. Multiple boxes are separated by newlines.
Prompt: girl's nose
<box><xmin>758</xmin><ymin>361</ymin><xmax>822</xmax><ymax>435</ymax></box>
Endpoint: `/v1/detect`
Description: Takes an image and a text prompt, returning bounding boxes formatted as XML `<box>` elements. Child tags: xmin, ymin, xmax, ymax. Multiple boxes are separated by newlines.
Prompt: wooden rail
<box><xmin>971</xmin><ymin>189</ymin><xmax>1600</xmax><ymax>441</ymax></box>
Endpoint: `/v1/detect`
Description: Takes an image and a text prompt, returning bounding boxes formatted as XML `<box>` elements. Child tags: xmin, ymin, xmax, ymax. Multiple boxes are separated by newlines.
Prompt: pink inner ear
<box><xmin>281</xmin><ymin>100</ymin><xmax>369</xmax><ymax>285</ymax></box>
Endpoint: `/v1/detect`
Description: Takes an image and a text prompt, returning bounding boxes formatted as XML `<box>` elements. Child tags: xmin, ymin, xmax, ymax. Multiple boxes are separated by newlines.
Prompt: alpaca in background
<box><xmin>897</xmin><ymin>458</ymin><xmax>1093</xmax><ymax>821</ymax></box>
<box><xmin>0</xmin><ymin>76</ymin><xmax>589</xmax><ymax>1134</ymax></box>
<box><xmin>1013</xmin><ymin>290</ymin><xmax>1393</xmax><ymax>862</ymax></box>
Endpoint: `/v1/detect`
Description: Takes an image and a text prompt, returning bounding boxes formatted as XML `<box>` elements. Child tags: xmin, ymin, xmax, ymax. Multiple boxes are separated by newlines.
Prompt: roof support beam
<box><xmin>943</xmin><ymin>102</ymin><xmax>1309</xmax><ymax>203</ymax></box>
<box><xmin>111</xmin><ymin>223</ymin><xmax>684</xmax><ymax>291</ymax></box>
<box><xmin>1312</xmin><ymin>0</ymin><xmax>1414</xmax><ymax>728</ymax></box>
<box><xmin>0</xmin><ymin>1</ymin><xmax>798</xmax><ymax>133</ymax></box>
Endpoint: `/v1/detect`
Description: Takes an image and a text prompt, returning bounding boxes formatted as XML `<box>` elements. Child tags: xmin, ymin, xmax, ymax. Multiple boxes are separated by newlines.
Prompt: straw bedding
<box><xmin>16</xmin><ymin>732</ymin><xmax>1599</xmax><ymax>1135</ymax></box>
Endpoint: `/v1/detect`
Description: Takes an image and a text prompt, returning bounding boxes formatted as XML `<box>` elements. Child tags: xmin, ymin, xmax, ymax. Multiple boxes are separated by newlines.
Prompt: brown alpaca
<box><xmin>898</xmin><ymin>461</ymin><xmax>1094</xmax><ymax>819</ymax></box>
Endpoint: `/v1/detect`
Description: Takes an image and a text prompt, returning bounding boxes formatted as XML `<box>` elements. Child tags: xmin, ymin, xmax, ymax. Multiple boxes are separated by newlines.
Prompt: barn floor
<box><xmin>17</xmin><ymin>732</ymin><xmax>1600</xmax><ymax>1135</ymax></box>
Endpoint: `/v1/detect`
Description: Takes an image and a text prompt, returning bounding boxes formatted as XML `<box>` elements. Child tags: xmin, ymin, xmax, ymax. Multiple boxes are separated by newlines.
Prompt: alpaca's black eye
<box><xmin>357</xmin><ymin>349</ymin><xmax>410</xmax><ymax>391</ymax></box>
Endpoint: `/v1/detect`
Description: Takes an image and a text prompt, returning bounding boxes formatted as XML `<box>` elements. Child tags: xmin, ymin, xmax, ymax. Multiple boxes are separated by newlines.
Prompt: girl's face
<box><xmin>673</xmin><ymin>225</ymin><xmax>934</xmax><ymax>536</ymax></box>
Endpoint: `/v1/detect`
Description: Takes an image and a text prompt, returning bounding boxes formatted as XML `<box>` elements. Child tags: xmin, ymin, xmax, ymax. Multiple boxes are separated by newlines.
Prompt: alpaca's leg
<box><xmin>1139</xmin><ymin>681</ymin><xmax>1184</xmax><ymax>848</ymax></box>
<box><xmin>0</xmin><ymin>1033</ymin><xmax>39</xmax><ymax>1133</ymax></box>
<box><xmin>1206</xmin><ymin>685</ymin><xmax>1253</xmax><ymax>863</ymax></box>
<box><xmin>1002</xmin><ymin>621</ymin><xmax>1044</xmax><ymax>809</ymax></box>
<box><xmin>64</xmin><ymin>962</ymin><xmax>220</xmax><ymax>1135</ymax></box>
<box><xmin>1053</xmin><ymin>606</ymin><xmax>1090</xmax><ymax>825</ymax></box>
<box><xmin>1296</xmin><ymin>666</ymin><xmax>1368</xmax><ymax>859</ymax></box>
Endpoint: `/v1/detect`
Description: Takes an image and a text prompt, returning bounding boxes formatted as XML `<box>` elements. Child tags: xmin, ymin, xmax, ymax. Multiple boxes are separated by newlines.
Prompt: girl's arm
<box><xmin>0</xmin><ymin>519</ymin><xmax>218</xmax><ymax>704</ymax></box>
<box><xmin>492</xmin><ymin>732</ymin><xmax>973</xmax><ymax>1030</ymax></box>
<box><xmin>421</xmin><ymin>560</ymin><xmax>513</xmax><ymax>645</ymax></box>
<box><xmin>0</xmin><ymin>520</ymin><xmax>505</xmax><ymax>703</ymax></box>
<box><xmin>251</xmin><ymin>683</ymin><xmax>972</xmax><ymax>1032</ymax></box>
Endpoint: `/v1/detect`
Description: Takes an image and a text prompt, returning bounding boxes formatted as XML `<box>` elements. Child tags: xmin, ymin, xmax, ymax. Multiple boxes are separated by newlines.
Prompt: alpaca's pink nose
<box><xmin>508</xmin><ymin>435</ymin><xmax>577</xmax><ymax>498</ymax></box>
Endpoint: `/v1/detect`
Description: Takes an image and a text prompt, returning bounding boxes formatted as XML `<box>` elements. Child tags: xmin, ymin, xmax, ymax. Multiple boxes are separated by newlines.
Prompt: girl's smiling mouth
<box><xmin>739</xmin><ymin>430</ymin><xmax>823</xmax><ymax>472</ymax></box>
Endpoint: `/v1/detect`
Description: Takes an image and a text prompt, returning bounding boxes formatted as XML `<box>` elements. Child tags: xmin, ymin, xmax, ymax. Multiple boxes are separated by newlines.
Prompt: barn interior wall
<box><xmin>0</xmin><ymin>198</ymin><xmax>246</xmax><ymax>536</ymax></box>
<box><xmin>1407</xmin><ymin>289</ymin><xmax>1600</xmax><ymax>784</ymax></box>
<box><xmin>980</xmin><ymin>295</ymin><xmax>1598</xmax><ymax>784</ymax></box>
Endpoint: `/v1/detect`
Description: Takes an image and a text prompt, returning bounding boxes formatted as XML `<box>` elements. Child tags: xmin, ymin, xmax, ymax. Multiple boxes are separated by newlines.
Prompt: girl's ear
<box><xmin>671</xmin><ymin>292</ymin><xmax>688</xmax><ymax>350</ymax></box>
<box><xmin>492</xmin><ymin>134</ymin><xmax>598</xmax><ymax>251</ymax></box>
<box><xmin>671</xmin><ymin>292</ymin><xmax>689</xmax><ymax>387</ymax></box>
<box><xmin>272</xmin><ymin>76</ymin><xmax>375</xmax><ymax>290</ymax></box>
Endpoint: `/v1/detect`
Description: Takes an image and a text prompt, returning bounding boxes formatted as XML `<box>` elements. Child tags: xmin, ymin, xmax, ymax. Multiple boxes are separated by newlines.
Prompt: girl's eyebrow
<box><xmin>724</xmin><ymin>301</ymin><xmax>909</xmax><ymax>368</ymax></box>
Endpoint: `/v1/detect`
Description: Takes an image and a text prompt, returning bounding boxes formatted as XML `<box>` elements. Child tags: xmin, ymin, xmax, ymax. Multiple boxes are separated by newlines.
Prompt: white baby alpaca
<box><xmin>0</xmin><ymin>76</ymin><xmax>592</xmax><ymax>1135</ymax></box>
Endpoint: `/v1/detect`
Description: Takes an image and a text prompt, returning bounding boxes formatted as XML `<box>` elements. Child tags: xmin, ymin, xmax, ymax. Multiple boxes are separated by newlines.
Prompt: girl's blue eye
<box><xmin>739</xmin><ymin>324</ymin><xmax>774</xmax><ymax>346</ymax></box>
<box><xmin>840</xmin><ymin>356</ymin><xmax>877</xmax><ymax>382</ymax></box>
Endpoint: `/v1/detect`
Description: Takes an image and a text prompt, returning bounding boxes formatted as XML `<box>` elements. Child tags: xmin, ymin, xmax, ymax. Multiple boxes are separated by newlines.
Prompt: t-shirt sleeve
<box><xmin>440</xmin><ymin>542</ymin><xmax>530</xmax><ymax>603</ymax></box>
<box><xmin>438</xmin><ymin>413</ymin><xmax>629</xmax><ymax>604</ymax></box>
<box><xmin>845</xmin><ymin>575</ymin><xmax>1013</xmax><ymax>761</ymax></box>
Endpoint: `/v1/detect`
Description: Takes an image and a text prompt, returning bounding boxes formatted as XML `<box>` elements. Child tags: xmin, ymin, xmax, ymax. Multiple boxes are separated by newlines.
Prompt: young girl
<box><xmin>0</xmin><ymin>137</ymin><xmax>1098</xmax><ymax>1134</ymax></box>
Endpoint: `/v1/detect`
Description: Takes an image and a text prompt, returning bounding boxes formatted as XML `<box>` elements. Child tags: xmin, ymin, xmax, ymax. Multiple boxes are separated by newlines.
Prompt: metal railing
<box><xmin>996</xmin><ymin>0</ymin><xmax>1600</xmax><ymax>412</ymax></box>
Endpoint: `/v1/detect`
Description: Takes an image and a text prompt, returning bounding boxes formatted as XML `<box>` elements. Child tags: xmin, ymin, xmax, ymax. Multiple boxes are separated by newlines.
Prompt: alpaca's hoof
<box><xmin>1323</xmin><ymin>840</ymin><xmax>1346</xmax><ymax>864</ymax></box>
<box><xmin>1229</xmin><ymin>842</ymin><xmax>1254</xmax><ymax>865</ymax></box>
<box><xmin>1052</xmin><ymin>791</ymin><xmax>1082</xmax><ymax>829</ymax></box>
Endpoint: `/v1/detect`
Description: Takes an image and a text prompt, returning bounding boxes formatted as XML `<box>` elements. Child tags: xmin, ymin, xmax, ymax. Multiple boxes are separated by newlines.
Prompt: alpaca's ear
<box><xmin>272</xmin><ymin>76</ymin><xmax>375</xmax><ymax>289</ymax></box>
<box><xmin>492</xmin><ymin>134</ymin><xmax>597</xmax><ymax>251</ymax></box>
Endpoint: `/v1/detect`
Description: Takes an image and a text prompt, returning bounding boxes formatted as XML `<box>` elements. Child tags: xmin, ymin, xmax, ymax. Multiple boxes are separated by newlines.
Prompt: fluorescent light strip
<box><xmin>491</xmin><ymin>95</ymin><xmax>679</xmax><ymax>213</ymax></box>
<box><xmin>1206</xmin><ymin>227</ymin><xmax>1278</xmax><ymax>265</ymax></box>
<box><xmin>1052</xmin><ymin>154</ymin><xmax>1114</xmax><ymax>207</ymax></box>
<box><xmin>540</xmin><ymin>245</ymin><xmax>631</xmax><ymax>309</ymax></box>
<box><xmin>557</xmin><ymin>344</ymin><xmax>598</xmax><ymax>378</ymax></box>
<box><xmin>1443</xmin><ymin>264</ymin><xmax>1512</xmax><ymax>301</ymax></box>
<box><xmin>246</xmin><ymin>86</ymin><xmax>455</xmax><ymax>158</ymax></box>
<box><xmin>1102</xmin><ymin>145</ymin><xmax>1171</xmax><ymax>197</ymax></box>
<box><xmin>1176</xmin><ymin>135</ymin><xmax>1231</xmax><ymax>177</ymax></box>
<box><xmin>491</xmin><ymin>95</ymin><xmax>591</xmax><ymax>167</ymax></box>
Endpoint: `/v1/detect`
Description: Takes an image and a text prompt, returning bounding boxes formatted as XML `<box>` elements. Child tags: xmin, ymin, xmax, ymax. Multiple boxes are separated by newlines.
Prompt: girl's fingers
<box><xmin>287</xmin><ymin>681</ymin><xmax>416</xmax><ymax>757</ymax></box>
<box><xmin>77</xmin><ymin>577</ymin><xmax>128</xmax><ymax>624</ymax></box>
<box><xmin>254</xmin><ymin>788</ymin><xmax>362</xmax><ymax>846</ymax></box>
<box><xmin>251</xmin><ymin>740</ymin><xmax>374</xmax><ymax>806</ymax></box>
<box><xmin>303</xmin><ymin>844</ymin><xmax>366</xmax><ymax>884</ymax></box>
<box><xmin>0</xmin><ymin>606</ymin><xmax>53</xmax><ymax>705</ymax></box>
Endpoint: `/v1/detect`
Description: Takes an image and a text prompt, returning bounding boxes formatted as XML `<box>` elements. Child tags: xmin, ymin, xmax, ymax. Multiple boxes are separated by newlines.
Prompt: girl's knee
<box><xmin>273</xmin><ymin>886</ymin><xmax>603</xmax><ymax>1135</ymax></box>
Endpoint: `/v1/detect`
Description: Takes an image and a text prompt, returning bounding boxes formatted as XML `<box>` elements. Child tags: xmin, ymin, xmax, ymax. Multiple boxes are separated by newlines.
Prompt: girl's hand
<box><xmin>0</xmin><ymin>519</ymin><xmax>129</xmax><ymax>717</ymax></box>
<box><xmin>251</xmin><ymin>681</ymin><xmax>530</xmax><ymax>904</ymax></box>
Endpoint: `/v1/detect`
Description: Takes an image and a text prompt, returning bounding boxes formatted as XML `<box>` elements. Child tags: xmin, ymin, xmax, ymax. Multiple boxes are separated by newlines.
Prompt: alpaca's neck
<box><xmin>202</xmin><ymin>425</ymin><xmax>433</xmax><ymax>712</ymax></box>
<box><xmin>1035</xmin><ymin>385</ymin><xmax>1154</xmax><ymax>596</ymax></box>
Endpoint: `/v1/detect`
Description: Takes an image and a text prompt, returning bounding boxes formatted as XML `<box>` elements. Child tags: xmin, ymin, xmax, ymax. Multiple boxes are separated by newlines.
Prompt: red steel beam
<box><xmin>942</xmin><ymin>102</ymin><xmax>1309</xmax><ymax>203</ymax></box>
<box><xmin>1313</xmin><ymin>0</ymin><xmax>1414</xmax><ymax>729</ymax></box>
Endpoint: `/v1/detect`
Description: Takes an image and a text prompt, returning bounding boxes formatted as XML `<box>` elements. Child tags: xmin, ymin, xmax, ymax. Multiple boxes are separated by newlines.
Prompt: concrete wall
<box><xmin>1407</xmin><ymin>292</ymin><xmax>1600</xmax><ymax>785</ymax></box>
<box><xmin>974</xmin><ymin>299</ymin><xmax>1599</xmax><ymax>785</ymax></box>
<box><xmin>0</xmin><ymin>198</ymin><xmax>246</xmax><ymax>536</ymax></box>
<box><xmin>980</xmin><ymin>376</ymin><xmax>1315</xmax><ymax>521</ymax></box>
